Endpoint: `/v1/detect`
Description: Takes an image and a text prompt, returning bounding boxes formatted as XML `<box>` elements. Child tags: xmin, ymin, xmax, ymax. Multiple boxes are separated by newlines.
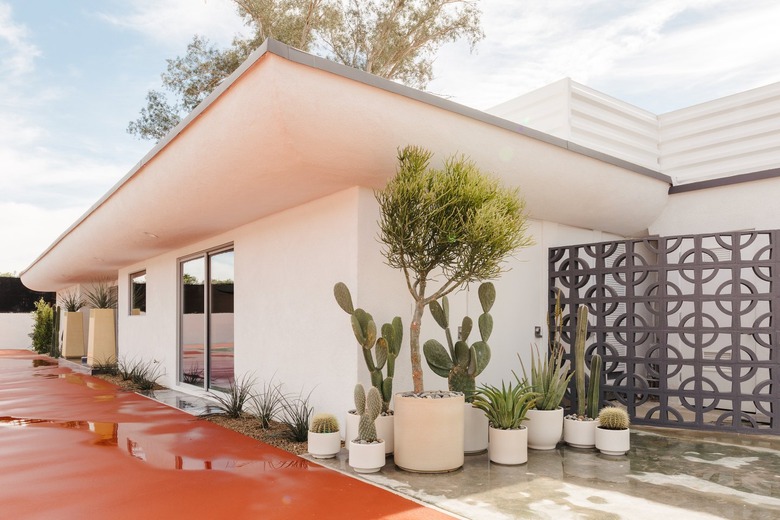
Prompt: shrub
<box><xmin>29</xmin><ymin>298</ymin><xmax>53</xmax><ymax>354</ymax></box>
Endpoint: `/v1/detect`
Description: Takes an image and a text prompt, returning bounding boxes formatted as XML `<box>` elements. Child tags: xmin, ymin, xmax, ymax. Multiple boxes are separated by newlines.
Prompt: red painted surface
<box><xmin>0</xmin><ymin>350</ymin><xmax>451</xmax><ymax>519</ymax></box>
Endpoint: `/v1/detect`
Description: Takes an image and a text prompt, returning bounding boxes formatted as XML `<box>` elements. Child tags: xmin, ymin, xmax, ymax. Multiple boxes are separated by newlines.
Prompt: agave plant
<box><xmin>84</xmin><ymin>281</ymin><xmax>117</xmax><ymax>309</ymax></box>
<box><xmin>471</xmin><ymin>380</ymin><xmax>538</xmax><ymax>430</ymax></box>
<box><xmin>517</xmin><ymin>344</ymin><xmax>572</xmax><ymax>411</ymax></box>
<box><xmin>58</xmin><ymin>290</ymin><xmax>85</xmax><ymax>312</ymax></box>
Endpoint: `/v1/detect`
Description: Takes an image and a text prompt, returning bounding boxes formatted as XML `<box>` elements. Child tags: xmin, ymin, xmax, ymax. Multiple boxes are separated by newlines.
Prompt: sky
<box><xmin>2</xmin><ymin>0</ymin><xmax>779</xmax><ymax>275</ymax></box>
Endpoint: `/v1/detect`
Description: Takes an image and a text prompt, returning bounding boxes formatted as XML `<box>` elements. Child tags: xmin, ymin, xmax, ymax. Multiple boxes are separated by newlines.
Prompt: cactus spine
<box><xmin>310</xmin><ymin>413</ymin><xmax>340</xmax><ymax>433</ymax></box>
<box><xmin>335</xmin><ymin>283</ymin><xmax>402</xmax><ymax>413</ymax></box>
<box><xmin>357</xmin><ymin>386</ymin><xmax>382</xmax><ymax>442</ymax></box>
<box><xmin>423</xmin><ymin>282</ymin><xmax>495</xmax><ymax>402</ymax></box>
<box><xmin>598</xmin><ymin>407</ymin><xmax>630</xmax><ymax>430</ymax></box>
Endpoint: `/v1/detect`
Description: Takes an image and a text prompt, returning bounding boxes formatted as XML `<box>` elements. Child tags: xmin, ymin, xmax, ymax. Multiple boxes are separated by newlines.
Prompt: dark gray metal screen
<box><xmin>549</xmin><ymin>230</ymin><xmax>780</xmax><ymax>434</ymax></box>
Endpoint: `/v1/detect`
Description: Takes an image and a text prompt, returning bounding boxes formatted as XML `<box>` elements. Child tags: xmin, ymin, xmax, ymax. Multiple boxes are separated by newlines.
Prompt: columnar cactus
<box><xmin>335</xmin><ymin>283</ymin><xmax>403</xmax><ymax>413</ymax></box>
<box><xmin>598</xmin><ymin>407</ymin><xmax>630</xmax><ymax>430</ymax></box>
<box><xmin>357</xmin><ymin>387</ymin><xmax>382</xmax><ymax>442</ymax></box>
<box><xmin>310</xmin><ymin>413</ymin><xmax>340</xmax><ymax>434</ymax></box>
<box><xmin>573</xmin><ymin>304</ymin><xmax>602</xmax><ymax>418</ymax></box>
<box><xmin>423</xmin><ymin>282</ymin><xmax>495</xmax><ymax>402</ymax></box>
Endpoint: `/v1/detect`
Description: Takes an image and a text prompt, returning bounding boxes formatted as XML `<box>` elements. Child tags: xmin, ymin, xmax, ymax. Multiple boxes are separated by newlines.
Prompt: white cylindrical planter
<box><xmin>61</xmin><ymin>311</ymin><xmax>85</xmax><ymax>359</ymax></box>
<box><xmin>525</xmin><ymin>407</ymin><xmax>563</xmax><ymax>450</ymax></box>
<box><xmin>376</xmin><ymin>414</ymin><xmax>394</xmax><ymax>455</ymax></box>
<box><xmin>394</xmin><ymin>393</ymin><xmax>464</xmax><ymax>473</ymax></box>
<box><xmin>488</xmin><ymin>426</ymin><xmax>528</xmax><ymax>465</ymax></box>
<box><xmin>307</xmin><ymin>431</ymin><xmax>341</xmax><ymax>459</ymax></box>
<box><xmin>349</xmin><ymin>440</ymin><xmax>385</xmax><ymax>473</ymax></box>
<box><xmin>564</xmin><ymin>418</ymin><xmax>599</xmax><ymax>449</ymax></box>
<box><xmin>595</xmin><ymin>427</ymin><xmax>630</xmax><ymax>456</ymax></box>
<box><xmin>464</xmin><ymin>403</ymin><xmax>488</xmax><ymax>454</ymax></box>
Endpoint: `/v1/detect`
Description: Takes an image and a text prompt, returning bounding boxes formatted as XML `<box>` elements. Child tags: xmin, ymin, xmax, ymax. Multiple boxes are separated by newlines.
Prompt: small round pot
<box><xmin>564</xmin><ymin>417</ymin><xmax>599</xmax><ymax>449</ymax></box>
<box><xmin>525</xmin><ymin>407</ymin><xmax>563</xmax><ymax>450</ymax></box>
<box><xmin>595</xmin><ymin>427</ymin><xmax>630</xmax><ymax>456</ymax></box>
<box><xmin>349</xmin><ymin>440</ymin><xmax>386</xmax><ymax>473</ymax></box>
<box><xmin>488</xmin><ymin>426</ymin><xmax>528</xmax><ymax>465</ymax></box>
<box><xmin>464</xmin><ymin>403</ymin><xmax>488</xmax><ymax>454</ymax></box>
<box><xmin>307</xmin><ymin>431</ymin><xmax>341</xmax><ymax>459</ymax></box>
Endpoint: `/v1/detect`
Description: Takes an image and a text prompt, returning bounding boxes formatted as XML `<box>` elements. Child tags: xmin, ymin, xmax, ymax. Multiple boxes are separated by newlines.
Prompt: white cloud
<box><xmin>0</xmin><ymin>2</ymin><xmax>40</xmax><ymax>77</ymax></box>
<box><xmin>98</xmin><ymin>0</ymin><xmax>247</xmax><ymax>49</ymax></box>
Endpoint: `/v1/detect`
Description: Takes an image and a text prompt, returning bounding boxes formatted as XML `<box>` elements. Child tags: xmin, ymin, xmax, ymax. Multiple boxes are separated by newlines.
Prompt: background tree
<box><xmin>128</xmin><ymin>0</ymin><xmax>483</xmax><ymax>141</ymax></box>
<box><xmin>376</xmin><ymin>145</ymin><xmax>533</xmax><ymax>394</ymax></box>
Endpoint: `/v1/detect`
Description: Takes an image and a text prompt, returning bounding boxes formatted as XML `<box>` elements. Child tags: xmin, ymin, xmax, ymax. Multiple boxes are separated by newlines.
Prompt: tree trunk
<box><xmin>410</xmin><ymin>299</ymin><xmax>426</xmax><ymax>393</ymax></box>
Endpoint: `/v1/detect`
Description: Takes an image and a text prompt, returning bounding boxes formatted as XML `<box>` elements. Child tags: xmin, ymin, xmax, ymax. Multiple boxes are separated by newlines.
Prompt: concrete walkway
<box><xmin>0</xmin><ymin>350</ymin><xmax>453</xmax><ymax>519</ymax></box>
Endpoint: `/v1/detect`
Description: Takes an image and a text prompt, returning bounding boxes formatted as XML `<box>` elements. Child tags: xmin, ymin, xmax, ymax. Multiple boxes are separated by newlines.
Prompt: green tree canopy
<box><xmin>376</xmin><ymin>145</ymin><xmax>533</xmax><ymax>393</ymax></box>
<box><xmin>128</xmin><ymin>0</ymin><xmax>483</xmax><ymax>141</ymax></box>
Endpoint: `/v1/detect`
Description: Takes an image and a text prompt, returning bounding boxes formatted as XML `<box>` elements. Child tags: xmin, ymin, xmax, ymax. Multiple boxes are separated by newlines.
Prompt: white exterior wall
<box><xmin>0</xmin><ymin>314</ymin><xmax>33</xmax><ymax>349</ymax></box>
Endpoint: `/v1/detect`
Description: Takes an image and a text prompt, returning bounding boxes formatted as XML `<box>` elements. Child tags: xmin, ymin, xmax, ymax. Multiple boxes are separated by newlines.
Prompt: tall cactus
<box><xmin>357</xmin><ymin>386</ymin><xmax>382</xmax><ymax>442</ymax></box>
<box><xmin>573</xmin><ymin>304</ymin><xmax>602</xmax><ymax>418</ymax></box>
<box><xmin>335</xmin><ymin>283</ymin><xmax>402</xmax><ymax>413</ymax></box>
<box><xmin>423</xmin><ymin>282</ymin><xmax>495</xmax><ymax>402</ymax></box>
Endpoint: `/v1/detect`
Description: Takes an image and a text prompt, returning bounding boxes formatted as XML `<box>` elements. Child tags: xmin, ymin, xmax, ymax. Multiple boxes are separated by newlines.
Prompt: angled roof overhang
<box><xmin>21</xmin><ymin>39</ymin><xmax>671</xmax><ymax>292</ymax></box>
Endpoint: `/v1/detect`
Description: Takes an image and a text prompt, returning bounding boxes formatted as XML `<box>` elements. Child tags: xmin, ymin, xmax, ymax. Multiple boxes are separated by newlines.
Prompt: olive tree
<box><xmin>376</xmin><ymin>145</ymin><xmax>533</xmax><ymax>393</ymax></box>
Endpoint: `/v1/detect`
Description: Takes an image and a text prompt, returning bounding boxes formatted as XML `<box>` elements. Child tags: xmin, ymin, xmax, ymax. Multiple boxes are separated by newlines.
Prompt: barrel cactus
<box><xmin>598</xmin><ymin>407</ymin><xmax>630</xmax><ymax>430</ymax></box>
<box><xmin>310</xmin><ymin>413</ymin><xmax>340</xmax><ymax>434</ymax></box>
<box><xmin>356</xmin><ymin>386</ymin><xmax>382</xmax><ymax>443</ymax></box>
<box><xmin>422</xmin><ymin>282</ymin><xmax>495</xmax><ymax>402</ymax></box>
<box><xmin>334</xmin><ymin>283</ymin><xmax>402</xmax><ymax>414</ymax></box>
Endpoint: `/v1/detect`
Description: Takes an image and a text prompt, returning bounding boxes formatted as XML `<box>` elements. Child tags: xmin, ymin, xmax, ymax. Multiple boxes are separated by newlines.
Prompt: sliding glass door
<box><xmin>179</xmin><ymin>247</ymin><xmax>234</xmax><ymax>390</ymax></box>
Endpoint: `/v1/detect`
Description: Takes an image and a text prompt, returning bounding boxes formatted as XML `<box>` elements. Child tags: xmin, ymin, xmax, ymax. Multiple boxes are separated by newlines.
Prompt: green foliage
<box><xmin>117</xmin><ymin>357</ymin><xmax>164</xmax><ymax>393</ymax></box>
<box><xmin>472</xmin><ymin>379</ymin><xmax>538</xmax><ymax>430</ymax></box>
<box><xmin>91</xmin><ymin>358</ymin><xmax>119</xmax><ymax>376</ymax></box>
<box><xmin>59</xmin><ymin>291</ymin><xmax>85</xmax><ymax>312</ymax></box>
<box><xmin>29</xmin><ymin>298</ymin><xmax>53</xmax><ymax>354</ymax></box>
<box><xmin>204</xmin><ymin>373</ymin><xmax>256</xmax><ymax>418</ymax></box>
<box><xmin>335</xmin><ymin>283</ymin><xmax>402</xmax><ymax>413</ymax></box>
<box><xmin>130</xmin><ymin>0</ymin><xmax>484</xmax><ymax>141</ymax></box>
<box><xmin>423</xmin><ymin>282</ymin><xmax>494</xmax><ymax>401</ymax></box>
<box><xmin>354</xmin><ymin>383</ymin><xmax>366</xmax><ymax>415</ymax></box>
<box><xmin>250</xmin><ymin>378</ymin><xmax>285</xmax><ymax>429</ymax></box>
<box><xmin>356</xmin><ymin>387</ymin><xmax>382</xmax><ymax>442</ymax></box>
<box><xmin>571</xmin><ymin>302</ymin><xmax>602</xmax><ymax>418</ymax></box>
<box><xmin>598</xmin><ymin>407</ymin><xmax>630</xmax><ymax>430</ymax></box>
<box><xmin>310</xmin><ymin>413</ymin><xmax>340</xmax><ymax>433</ymax></box>
<box><xmin>377</xmin><ymin>145</ymin><xmax>533</xmax><ymax>393</ymax></box>
<box><xmin>278</xmin><ymin>389</ymin><xmax>314</xmax><ymax>442</ymax></box>
<box><xmin>518</xmin><ymin>344</ymin><xmax>572</xmax><ymax>411</ymax></box>
<box><xmin>587</xmin><ymin>354</ymin><xmax>603</xmax><ymax>419</ymax></box>
<box><xmin>84</xmin><ymin>281</ymin><xmax>117</xmax><ymax>309</ymax></box>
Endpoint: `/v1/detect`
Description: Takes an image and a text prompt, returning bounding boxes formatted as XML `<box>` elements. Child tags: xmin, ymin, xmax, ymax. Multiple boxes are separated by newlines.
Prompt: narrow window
<box><xmin>130</xmin><ymin>271</ymin><xmax>146</xmax><ymax>315</ymax></box>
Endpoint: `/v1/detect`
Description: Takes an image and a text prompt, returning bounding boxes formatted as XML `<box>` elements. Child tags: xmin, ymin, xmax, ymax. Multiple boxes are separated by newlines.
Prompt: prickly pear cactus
<box><xmin>357</xmin><ymin>387</ymin><xmax>382</xmax><ymax>442</ymax></box>
<box><xmin>335</xmin><ymin>282</ymin><xmax>402</xmax><ymax>413</ymax></box>
<box><xmin>310</xmin><ymin>413</ymin><xmax>339</xmax><ymax>433</ymax></box>
<box><xmin>354</xmin><ymin>383</ymin><xmax>366</xmax><ymax>415</ymax></box>
<box><xmin>598</xmin><ymin>407</ymin><xmax>630</xmax><ymax>430</ymax></box>
<box><xmin>423</xmin><ymin>282</ymin><xmax>495</xmax><ymax>402</ymax></box>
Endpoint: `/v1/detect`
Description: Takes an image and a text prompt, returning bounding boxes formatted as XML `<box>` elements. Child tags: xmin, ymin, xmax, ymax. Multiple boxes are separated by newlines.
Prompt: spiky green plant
<box><xmin>518</xmin><ymin>344</ymin><xmax>573</xmax><ymax>411</ymax></box>
<box><xmin>310</xmin><ymin>413</ymin><xmax>340</xmax><ymax>434</ymax></box>
<box><xmin>59</xmin><ymin>291</ymin><xmax>85</xmax><ymax>312</ymax></box>
<box><xmin>84</xmin><ymin>281</ymin><xmax>117</xmax><ymax>309</ymax></box>
<box><xmin>278</xmin><ymin>389</ymin><xmax>313</xmax><ymax>442</ymax></box>
<box><xmin>423</xmin><ymin>282</ymin><xmax>495</xmax><ymax>402</ymax></box>
<box><xmin>472</xmin><ymin>379</ymin><xmax>538</xmax><ymax>430</ymax></box>
<box><xmin>356</xmin><ymin>387</ymin><xmax>382</xmax><ymax>443</ymax></box>
<box><xmin>572</xmin><ymin>303</ymin><xmax>602</xmax><ymax>418</ymax></box>
<box><xmin>203</xmin><ymin>373</ymin><xmax>256</xmax><ymax>418</ymax></box>
<box><xmin>250</xmin><ymin>378</ymin><xmax>285</xmax><ymax>429</ymax></box>
<box><xmin>334</xmin><ymin>283</ymin><xmax>402</xmax><ymax>413</ymax></box>
<box><xmin>598</xmin><ymin>407</ymin><xmax>630</xmax><ymax>430</ymax></box>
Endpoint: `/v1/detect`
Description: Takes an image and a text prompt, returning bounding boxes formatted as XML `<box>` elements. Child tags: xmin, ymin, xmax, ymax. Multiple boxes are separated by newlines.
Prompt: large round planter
<box><xmin>525</xmin><ymin>407</ymin><xmax>563</xmax><ymax>450</ymax></box>
<box><xmin>488</xmin><ymin>426</ymin><xmax>528</xmax><ymax>465</ymax></box>
<box><xmin>564</xmin><ymin>417</ymin><xmax>599</xmax><ymax>448</ymax></box>
<box><xmin>595</xmin><ymin>427</ymin><xmax>630</xmax><ymax>456</ymax></box>
<box><xmin>307</xmin><ymin>431</ymin><xmax>341</xmax><ymax>459</ymax></box>
<box><xmin>349</xmin><ymin>440</ymin><xmax>386</xmax><ymax>473</ymax></box>
<box><xmin>464</xmin><ymin>403</ymin><xmax>488</xmax><ymax>454</ymax></box>
<box><xmin>346</xmin><ymin>412</ymin><xmax>393</xmax><ymax>455</ymax></box>
<box><xmin>394</xmin><ymin>393</ymin><xmax>464</xmax><ymax>473</ymax></box>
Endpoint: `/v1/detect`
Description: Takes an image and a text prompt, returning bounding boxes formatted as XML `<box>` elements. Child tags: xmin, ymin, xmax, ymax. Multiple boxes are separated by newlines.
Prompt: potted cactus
<box><xmin>563</xmin><ymin>304</ymin><xmax>603</xmax><ymax>448</ymax></box>
<box><xmin>334</xmin><ymin>283</ymin><xmax>402</xmax><ymax>455</ymax></box>
<box><xmin>423</xmin><ymin>282</ymin><xmax>494</xmax><ymax>454</ymax></box>
<box><xmin>308</xmin><ymin>413</ymin><xmax>342</xmax><ymax>459</ymax></box>
<box><xmin>472</xmin><ymin>379</ymin><xmax>537</xmax><ymax>465</ymax></box>
<box><xmin>349</xmin><ymin>385</ymin><xmax>386</xmax><ymax>473</ymax></box>
<box><xmin>595</xmin><ymin>407</ymin><xmax>630</xmax><ymax>456</ymax></box>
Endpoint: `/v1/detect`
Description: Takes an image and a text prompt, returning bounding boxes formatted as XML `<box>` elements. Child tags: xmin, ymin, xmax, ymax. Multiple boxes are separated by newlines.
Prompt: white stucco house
<box><xmin>20</xmin><ymin>39</ymin><xmax>780</xmax><ymax>418</ymax></box>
